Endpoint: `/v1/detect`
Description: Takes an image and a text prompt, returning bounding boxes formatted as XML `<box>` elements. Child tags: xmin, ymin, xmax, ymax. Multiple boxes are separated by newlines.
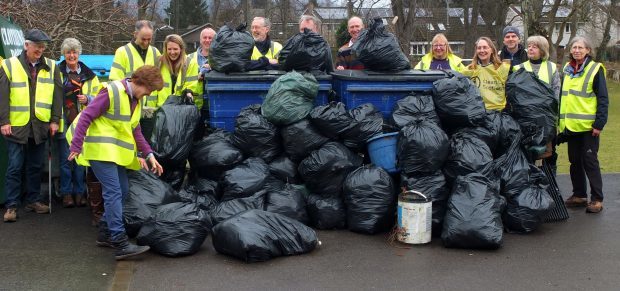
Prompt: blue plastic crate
<box><xmin>206</xmin><ymin>70</ymin><xmax>332</xmax><ymax>131</ymax></box>
<box><xmin>331</xmin><ymin>70</ymin><xmax>448</xmax><ymax>118</ymax></box>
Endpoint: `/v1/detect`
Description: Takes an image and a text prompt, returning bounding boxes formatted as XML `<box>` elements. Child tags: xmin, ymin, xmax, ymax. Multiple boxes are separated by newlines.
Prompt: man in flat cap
<box><xmin>499</xmin><ymin>26</ymin><xmax>528</xmax><ymax>69</ymax></box>
<box><xmin>0</xmin><ymin>29</ymin><xmax>62</xmax><ymax>222</ymax></box>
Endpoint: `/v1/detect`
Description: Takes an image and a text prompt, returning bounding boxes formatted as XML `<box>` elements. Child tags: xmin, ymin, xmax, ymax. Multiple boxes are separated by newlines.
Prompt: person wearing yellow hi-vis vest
<box><xmin>109</xmin><ymin>20</ymin><xmax>161</xmax><ymax>106</ymax></box>
<box><xmin>1</xmin><ymin>29</ymin><xmax>63</xmax><ymax>223</ymax></box>
<box><xmin>246</xmin><ymin>17</ymin><xmax>282</xmax><ymax>71</ymax></box>
<box><xmin>151</xmin><ymin>34</ymin><xmax>201</xmax><ymax>109</ymax></box>
<box><xmin>559</xmin><ymin>37</ymin><xmax>609</xmax><ymax>214</ymax></box>
<box><xmin>414</xmin><ymin>33</ymin><xmax>465</xmax><ymax>72</ymax></box>
<box><xmin>67</xmin><ymin>66</ymin><xmax>164</xmax><ymax>260</ymax></box>
<box><xmin>57</xmin><ymin>38</ymin><xmax>103</xmax><ymax>209</ymax></box>
<box><xmin>461</xmin><ymin>37</ymin><xmax>510</xmax><ymax>111</ymax></box>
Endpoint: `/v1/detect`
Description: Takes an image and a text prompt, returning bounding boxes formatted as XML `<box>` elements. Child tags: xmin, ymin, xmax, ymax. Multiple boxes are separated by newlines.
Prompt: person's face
<box><xmin>347</xmin><ymin>18</ymin><xmax>363</xmax><ymax>41</ymax></box>
<box><xmin>135</xmin><ymin>28</ymin><xmax>153</xmax><ymax>49</ymax></box>
<box><xmin>476</xmin><ymin>39</ymin><xmax>492</xmax><ymax>63</ymax></box>
<box><xmin>527</xmin><ymin>43</ymin><xmax>542</xmax><ymax>60</ymax></box>
<box><xmin>64</xmin><ymin>49</ymin><xmax>80</xmax><ymax>68</ymax></box>
<box><xmin>571</xmin><ymin>41</ymin><xmax>590</xmax><ymax>61</ymax></box>
<box><xmin>200</xmin><ymin>29</ymin><xmax>215</xmax><ymax>50</ymax></box>
<box><xmin>432</xmin><ymin>40</ymin><xmax>447</xmax><ymax>59</ymax></box>
<box><xmin>503</xmin><ymin>32</ymin><xmax>519</xmax><ymax>50</ymax></box>
<box><xmin>251</xmin><ymin>19</ymin><xmax>269</xmax><ymax>42</ymax></box>
<box><xmin>166</xmin><ymin>41</ymin><xmax>181</xmax><ymax>62</ymax></box>
<box><xmin>24</xmin><ymin>41</ymin><xmax>46</xmax><ymax>61</ymax></box>
<box><xmin>299</xmin><ymin>20</ymin><xmax>317</xmax><ymax>33</ymax></box>
<box><xmin>132</xmin><ymin>83</ymin><xmax>153</xmax><ymax>100</ymax></box>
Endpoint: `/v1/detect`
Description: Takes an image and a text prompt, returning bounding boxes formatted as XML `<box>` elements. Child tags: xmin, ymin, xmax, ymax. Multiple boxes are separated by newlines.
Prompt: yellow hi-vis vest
<box><xmin>414</xmin><ymin>53</ymin><xmax>465</xmax><ymax>72</ymax></box>
<box><xmin>559</xmin><ymin>61</ymin><xmax>604</xmax><ymax>133</ymax></box>
<box><xmin>185</xmin><ymin>52</ymin><xmax>204</xmax><ymax>109</ymax></box>
<box><xmin>513</xmin><ymin>60</ymin><xmax>557</xmax><ymax>84</ymax></box>
<box><xmin>58</xmin><ymin>73</ymin><xmax>102</xmax><ymax>133</ymax></box>
<box><xmin>151</xmin><ymin>57</ymin><xmax>200</xmax><ymax>108</ymax></box>
<box><xmin>250</xmin><ymin>41</ymin><xmax>282</xmax><ymax>61</ymax></box>
<box><xmin>66</xmin><ymin>81</ymin><xmax>141</xmax><ymax>170</ymax></box>
<box><xmin>109</xmin><ymin>43</ymin><xmax>160</xmax><ymax>106</ymax></box>
<box><xmin>1</xmin><ymin>56</ymin><xmax>56</xmax><ymax>126</ymax></box>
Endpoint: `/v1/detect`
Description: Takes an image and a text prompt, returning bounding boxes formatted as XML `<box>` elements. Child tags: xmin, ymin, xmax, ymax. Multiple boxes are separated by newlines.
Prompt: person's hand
<box><xmin>202</xmin><ymin>63</ymin><xmax>211</xmax><ymax>70</ymax></box>
<box><xmin>50</xmin><ymin>122</ymin><xmax>59</xmax><ymax>136</ymax></box>
<box><xmin>186</xmin><ymin>92</ymin><xmax>194</xmax><ymax>102</ymax></box>
<box><xmin>336</xmin><ymin>65</ymin><xmax>345</xmax><ymax>70</ymax></box>
<box><xmin>1</xmin><ymin>124</ymin><xmax>12</xmax><ymax>136</ymax></box>
<box><xmin>268</xmin><ymin>58</ymin><xmax>278</xmax><ymax>65</ymax></box>
<box><xmin>592</xmin><ymin>128</ymin><xmax>602</xmax><ymax>137</ymax></box>
<box><xmin>138</xmin><ymin>157</ymin><xmax>148</xmax><ymax>169</ymax></box>
<box><xmin>148</xmin><ymin>155</ymin><xmax>164</xmax><ymax>176</ymax></box>
<box><xmin>68</xmin><ymin>152</ymin><xmax>79</xmax><ymax>161</ymax></box>
<box><xmin>77</xmin><ymin>94</ymin><xmax>88</xmax><ymax>104</ymax></box>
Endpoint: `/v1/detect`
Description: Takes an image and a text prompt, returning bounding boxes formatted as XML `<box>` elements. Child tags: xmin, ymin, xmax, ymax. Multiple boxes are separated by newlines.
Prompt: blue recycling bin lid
<box><xmin>205</xmin><ymin>70</ymin><xmax>332</xmax><ymax>81</ymax></box>
<box><xmin>331</xmin><ymin>69</ymin><xmax>448</xmax><ymax>82</ymax></box>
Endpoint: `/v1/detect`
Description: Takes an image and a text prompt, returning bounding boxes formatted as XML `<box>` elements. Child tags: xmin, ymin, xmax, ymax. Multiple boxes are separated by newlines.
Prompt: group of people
<box><xmin>0</xmin><ymin>15</ymin><xmax>608</xmax><ymax>261</ymax></box>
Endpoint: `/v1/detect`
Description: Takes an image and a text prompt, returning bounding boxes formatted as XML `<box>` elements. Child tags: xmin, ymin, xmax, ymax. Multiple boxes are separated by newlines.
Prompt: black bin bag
<box><xmin>185</xmin><ymin>174</ymin><xmax>220</xmax><ymax>200</ymax></box>
<box><xmin>209</xmin><ymin>190</ymin><xmax>266</xmax><ymax>226</ymax></box>
<box><xmin>505</xmin><ymin>68</ymin><xmax>558</xmax><ymax>148</ymax></box>
<box><xmin>137</xmin><ymin>202</ymin><xmax>212</xmax><ymax>257</ymax></box>
<box><xmin>148</xmin><ymin>96</ymin><xmax>200</xmax><ymax>169</ymax></box>
<box><xmin>503</xmin><ymin>165</ymin><xmax>556</xmax><ymax>234</ymax></box>
<box><xmin>265</xmin><ymin>184</ymin><xmax>309</xmax><ymax>224</ymax></box>
<box><xmin>159</xmin><ymin>164</ymin><xmax>185</xmax><ymax>191</ymax></box>
<box><xmin>351</xmin><ymin>17</ymin><xmax>411</xmax><ymax>71</ymax></box>
<box><xmin>397</xmin><ymin>119</ymin><xmax>450</xmax><ymax>174</ymax></box>
<box><xmin>220</xmin><ymin>157</ymin><xmax>270</xmax><ymax>201</ymax></box>
<box><xmin>309</xmin><ymin>102</ymin><xmax>354</xmax><ymax>139</ymax></box>
<box><xmin>401</xmin><ymin>171</ymin><xmax>450</xmax><ymax>236</ymax></box>
<box><xmin>443</xmin><ymin>132</ymin><xmax>494</xmax><ymax>181</ymax></box>
<box><xmin>391</xmin><ymin>93</ymin><xmax>441</xmax><ymax>128</ymax></box>
<box><xmin>176</xmin><ymin>177</ymin><xmax>219</xmax><ymax>210</ymax></box>
<box><xmin>432</xmin><ymin>74</ymin><xmax>486</xmax><ymax>130</ymax></box>
<box><xmin>123</xmin><ymin>169</ymin><xmax>179</xmax><ymax>237</ymax></box>
<box><xmin>281</xmin><ymin>119</ymin><xmax>330</xmax><ymax>162</ymax></box>
<box><xmin>342</xmin><ymin>103</ymin><xmax>385</xmax><ymax>150</ymax></box>
<box><xmin>231</xmin><ymin>104</ymin><xmax>282</xmax><ymax>163</ymax></box>
<box><xmin>189</xmin><ymin>130</ymin><xmax>245</xmax><ymax>180</ymax></box>
<box><xmin>441</xmin><ymin>173</ymin><xmax>504</xmax><ymax>249</ymax></box>
<box><xmin>278</xmin><ymin>28</ymin><xmax>330</xmax><ymax>72</ymax></box>
<box><xmin>262</xmin><ymin>71</ymin><xmax>318</xmax><ymax>126</ymax></box>
<box><xmin>268</xmin><ymin>156</ymin><xmax>301</xmax><ymax>184</ymax></box>
<box><xmin>212</xmin><ymin>209</ymin><xmax>319</xmax><ymax>263</ymax></box>
<box><xmin>343</xmin><ymin>165</ymin><xmax>396</xmax><ymax>234</ymax></box>
<box><xmin>298</xmin><ymin>142</ymin><xmax>363</xmax><ymax>195</ymax></box>
<box><xmin>208</xmin><ymin>23</ymin><xmax>254</xmax><ymax>73</ymax></box>
<box><xmin>306</xmin><ymin>194</ymin><xmax>346</xmax><ymax>230</ymax></box>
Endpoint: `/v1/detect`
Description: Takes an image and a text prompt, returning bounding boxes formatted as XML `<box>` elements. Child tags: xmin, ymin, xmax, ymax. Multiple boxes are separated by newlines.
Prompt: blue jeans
<box><xmin>89</xmin><ymin>161</ymin><xmax>129</xmax><ymax>241</ymax></box>
<box><xmin>56</xmin><ymin>136</ymin><xmax>86</xmax><ymax>196</ymax></box>
<box><xmin>5</xmin><ymin>138</ymin><xmax>46</xmax><ymax>208</ymax></box>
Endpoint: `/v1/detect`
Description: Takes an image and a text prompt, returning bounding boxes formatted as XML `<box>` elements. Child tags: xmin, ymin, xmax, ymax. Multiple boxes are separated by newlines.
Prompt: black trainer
<box><xmin>111</xmin><ymin>234</ymin><xmax>150</xmax><ymax>261</ymax></box>
<box><xmin>96</xmin><ymin>221</ymin><xmax>113</xmax><ymax>248</ymax></box>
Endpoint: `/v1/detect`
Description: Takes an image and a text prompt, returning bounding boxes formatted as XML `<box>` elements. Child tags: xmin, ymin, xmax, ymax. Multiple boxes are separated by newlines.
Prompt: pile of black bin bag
<box><xmin>124</xmin><ymin>70</ymin><xmax>557</xmax><ymax>262</ymax></box>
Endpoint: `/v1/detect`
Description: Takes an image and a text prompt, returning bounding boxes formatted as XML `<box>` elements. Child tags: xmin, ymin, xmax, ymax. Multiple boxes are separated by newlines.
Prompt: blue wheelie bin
<box><xmin>331</xmin><ymin>70</ymin><xmax>449</xmax><ymax>118</ymax></box>
<box><xmin>205</xmin><ymin>70</ymin><xmax>333</xmax><ymax>131</ymax></box>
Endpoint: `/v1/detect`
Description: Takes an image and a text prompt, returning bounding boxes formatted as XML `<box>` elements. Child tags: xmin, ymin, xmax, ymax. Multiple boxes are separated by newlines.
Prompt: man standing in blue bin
<box><xmin>247</xmin><ymin>17</ymin><xmax>282</xmax><ymax>71</ymax></box>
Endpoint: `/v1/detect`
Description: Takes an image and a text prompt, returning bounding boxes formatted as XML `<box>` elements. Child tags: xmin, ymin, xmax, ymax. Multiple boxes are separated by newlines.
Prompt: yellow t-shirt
<box><xmin>462</xmin><ymin>63</ymin><xmax>510</xmax><ymax>110</ymax></box>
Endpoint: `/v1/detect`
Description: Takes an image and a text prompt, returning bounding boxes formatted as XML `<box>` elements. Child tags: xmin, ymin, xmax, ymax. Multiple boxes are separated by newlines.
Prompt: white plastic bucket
<box><xmin>397</xmin><ymin>190</ymin><xmax>432</xmax><ymax>244</ymax></box>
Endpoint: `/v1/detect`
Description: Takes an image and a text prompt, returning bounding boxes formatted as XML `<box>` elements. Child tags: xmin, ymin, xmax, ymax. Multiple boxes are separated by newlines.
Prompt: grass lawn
<box><xmin>556</xmin><ymin>81</ymin><xmax>619</xmax><ymax>173</ymax></box>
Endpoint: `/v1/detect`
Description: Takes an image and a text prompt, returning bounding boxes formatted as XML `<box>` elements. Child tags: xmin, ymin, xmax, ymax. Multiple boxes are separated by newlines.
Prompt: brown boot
<box><xmin>74</xmin><ymin>195</ymin><xmax>87</xmax><ymax>207</ymax></box>
<box><xmin>62</xmin><ymin>195</ymin><xmax>75</xmax><ymax>208</ymax></box>
<box><xmin>586</xmin><ymin>201</ymin><xmax>603</xmax><ymax>213</ymax></box>
<box><xmin>25</xmin><ymin>202</ymin><xmax>50</xmax><ymax>214</ymax></box>
<box><xmin>4</xmin><ymin>208</ymin><xmax>17</xmax><ymax>222</ymax></box>
<box><xmin>87</xmin><ymin>171</ymin><xmax>104</xmax><ymax>226</ymax></box>
<box><xmin>565</xmin><ymin>195</ymin><xmax>587</xmax><ymax>207</ymax></box>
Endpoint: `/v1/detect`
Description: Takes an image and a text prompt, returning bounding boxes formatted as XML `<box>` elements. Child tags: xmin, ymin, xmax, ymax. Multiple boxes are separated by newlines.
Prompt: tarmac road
<box><xmin>1</xmin><ymin>174</ymin><xmax>619</xmax><ymax>291</ymax></box>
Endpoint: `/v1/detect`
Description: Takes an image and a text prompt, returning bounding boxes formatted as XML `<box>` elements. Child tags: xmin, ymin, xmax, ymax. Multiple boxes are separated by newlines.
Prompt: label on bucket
<box><xmin>396</xmin><ymin>201</ymin><xmax>432</xmax><ymax>244</ymax></box>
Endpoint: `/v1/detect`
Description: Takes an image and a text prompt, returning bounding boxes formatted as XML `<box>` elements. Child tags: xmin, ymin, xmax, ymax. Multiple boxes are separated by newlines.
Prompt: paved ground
<box><xmin>1</xmin><ymin>174</ymin><xmax>619</xmax><ymax>291</ymax></box>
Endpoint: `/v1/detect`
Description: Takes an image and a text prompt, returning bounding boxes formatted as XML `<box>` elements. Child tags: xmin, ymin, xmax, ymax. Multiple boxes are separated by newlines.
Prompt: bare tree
<box><xmin>596</xmin><ymin>0</ymin><xmax>618</xmax><ymax>61</ymax></box>
<box><xmin>1</xmin><ymin>0</ymin><xmax>135</xmax><ymax>57</ymax></box>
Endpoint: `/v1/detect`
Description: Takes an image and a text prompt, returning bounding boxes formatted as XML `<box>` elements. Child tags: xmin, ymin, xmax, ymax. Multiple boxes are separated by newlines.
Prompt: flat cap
<box><xmin>24</xmin><ymin>29</ymin><xmax>51</xmax><ymax>43</ymax></box>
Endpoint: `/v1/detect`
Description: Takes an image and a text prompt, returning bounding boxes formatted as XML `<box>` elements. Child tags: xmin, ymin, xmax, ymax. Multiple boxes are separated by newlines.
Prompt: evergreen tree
<box><xmin>165</xmin><ymin>0</ymin><xmax>210</xmax><ymax>30</ymax></box>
